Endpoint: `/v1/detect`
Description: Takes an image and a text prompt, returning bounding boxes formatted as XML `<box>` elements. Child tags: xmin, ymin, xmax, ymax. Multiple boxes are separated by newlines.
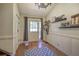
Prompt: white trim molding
<box><xmin>54</xmin><ymin>33</ymin><xmax>79</xmax><ymax>40</ymax></box>
<box><xmin>0</xmin><ymin>35</ymin><xmax>13</xmax><ymax>40</ymax></box>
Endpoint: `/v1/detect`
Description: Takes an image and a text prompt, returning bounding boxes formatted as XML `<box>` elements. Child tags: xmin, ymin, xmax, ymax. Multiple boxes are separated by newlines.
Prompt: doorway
<box><xmin>24</xmin><ymin>17</ymin><xmax>43</xmax><ymax>42</ymax></box>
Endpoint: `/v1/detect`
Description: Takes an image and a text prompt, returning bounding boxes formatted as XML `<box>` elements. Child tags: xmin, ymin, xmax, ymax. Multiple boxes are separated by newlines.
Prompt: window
<box><xmin>30</xmin><ymin>21</ymin><xmax>38</xmax><ymax>32</ymax></box>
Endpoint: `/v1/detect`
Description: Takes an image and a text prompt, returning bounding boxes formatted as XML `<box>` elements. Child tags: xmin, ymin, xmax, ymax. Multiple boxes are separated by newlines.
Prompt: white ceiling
<box><xmin>18</xmin><ymin>3</ymin><xmax>56</xmax><ymax>18</ymax></box>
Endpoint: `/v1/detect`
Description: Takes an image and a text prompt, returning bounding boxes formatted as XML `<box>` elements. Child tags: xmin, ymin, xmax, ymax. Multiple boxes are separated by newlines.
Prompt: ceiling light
<box><xmin>35</xmin><ymin>3</ymin><xmax>51</xmax><ymax>9</ymax></box>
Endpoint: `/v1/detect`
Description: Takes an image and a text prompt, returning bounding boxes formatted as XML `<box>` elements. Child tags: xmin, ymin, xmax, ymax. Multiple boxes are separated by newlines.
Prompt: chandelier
<box><xmin>35</xmin><ymin>3</ymin><xmax>51</xmax><ymax>9</ymax></box>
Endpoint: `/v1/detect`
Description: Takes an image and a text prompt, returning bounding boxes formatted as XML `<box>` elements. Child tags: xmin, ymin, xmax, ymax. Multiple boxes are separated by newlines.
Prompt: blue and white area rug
<box><xmin>24</xmin><ymin>47</ymin><xmax>54</xmax><ymax>56</ymax></box>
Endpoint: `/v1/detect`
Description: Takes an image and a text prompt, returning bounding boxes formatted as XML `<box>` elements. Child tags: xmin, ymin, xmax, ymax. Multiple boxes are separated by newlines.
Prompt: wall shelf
<box><xmin>59</xmin><ymin>14</ymin><xmax>79</xmax><ymax>28</ymax></box>
<box><xmin>52</xmin><ymin>18</ymin><xmax>67</xmax><ymax>23</ymax></box>
<box><xmin>59</xmin><ymin>24</ymin><xmax>79</xmax><ymax>28</ymax></box>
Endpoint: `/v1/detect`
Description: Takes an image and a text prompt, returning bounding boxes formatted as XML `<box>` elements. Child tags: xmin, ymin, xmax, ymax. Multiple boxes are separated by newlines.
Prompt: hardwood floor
<box><xmin>0</xmin><ymin>49</ymin><xmax>11</xmax><ymax>56</ymax></box>
<box><xmin>43</xmin><ymin>41</ymin><xmax>66</xmax><ymax>56</ymax></box>
<box><xmin>15</xmin><ymin>41</ymin><xmax>66</xmax><ymax>56</ymax></box>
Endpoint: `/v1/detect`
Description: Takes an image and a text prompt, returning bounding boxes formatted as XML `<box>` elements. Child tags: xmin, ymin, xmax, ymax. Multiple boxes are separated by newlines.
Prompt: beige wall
<box><xmin>46</xmin><ymin>3</ymin><xmax>79</xmax><ymax>55</ymax></box>
<box><xmin>13</xmin><ymin>3</ymin><xmax>19</xmax><ymax>54</ymax></box>
<box><xmin>13</xmin><ymin>4</ymin><xmax>25</xmax><ymax>54</ymax></box>
<box><xmin>0</xmin><ymin>3</ymin><xmax>13</xmax><ymax>53</ymax></box>
<box><xmin>18</xmin><ymin>16</ymin><xmax>25</xmax><ymax>43</ymax></box>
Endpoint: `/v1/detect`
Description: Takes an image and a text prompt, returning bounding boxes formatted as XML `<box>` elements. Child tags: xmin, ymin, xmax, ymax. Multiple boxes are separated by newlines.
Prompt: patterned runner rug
<box><xmin>24</xmin><ymin>46</ymin><xmax>54</xmax><ymax>56</ymax></box>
